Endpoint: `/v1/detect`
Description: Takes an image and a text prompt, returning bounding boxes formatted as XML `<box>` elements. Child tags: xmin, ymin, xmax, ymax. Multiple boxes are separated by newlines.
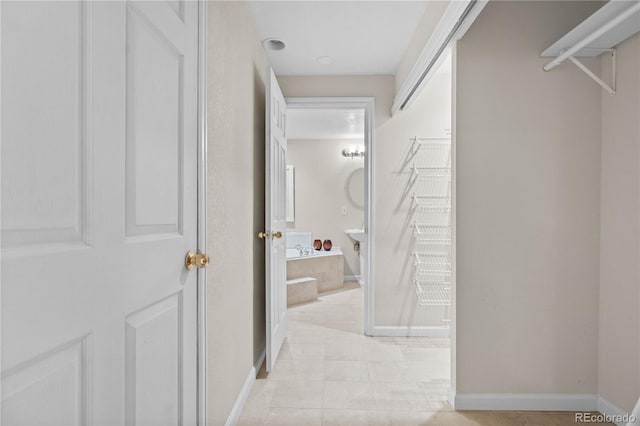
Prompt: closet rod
<box><xmin>543</xmin><ymin>1</ymin><xmax>640</xmax><ymax>71</ymax></box>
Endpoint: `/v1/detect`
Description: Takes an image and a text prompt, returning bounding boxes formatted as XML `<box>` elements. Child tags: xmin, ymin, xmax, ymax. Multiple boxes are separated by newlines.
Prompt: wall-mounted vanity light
<box><xmin>341</xmin><ymin>145</ymin><xmax>365</xmax><ymax>159</ymax></box>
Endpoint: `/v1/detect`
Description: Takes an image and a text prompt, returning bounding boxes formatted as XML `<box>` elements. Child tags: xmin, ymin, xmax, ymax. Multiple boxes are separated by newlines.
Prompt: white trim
<box><xmin>223</xmin><ymin>349</ymin><xmax>265</xmax><ymax>426</ymax></box>
<box><xmin>450</xmin><ymin>44</ymin><xmax>458</xmax><ymax>414</ymax></box>
<box><xmin>254</xmin><ymin>347</ymin><xmax>266</xmax><ymax>374</ymax></box>
<box><xmin>627</xmin><ymin>398</ymin><xmax>640</xmax><ymax>426</ymax></box>
<box><xmin>223</xmin><ymin>369</ymin><xmax>253</xmax><ymax>426</ymax></box>
<box><xmin>441</xmin><ymin>387</ymin><xmax>633</xmax><ymax>422</ymax></box>
<box><xmin>629</xmin><ymin>397</ymin><xmax>640</xmax><ymax>426</ymax></box>
<box><xmin>454</xmin><ymin>393</ymin><xmax>597</xmax><ymax>412</ymax></box>
<box><xmin>370</xmin><ymin>326</ymin><xmax>449</xmax><ymax>337</ymax></box>
<box><xmin>285</xmin><ymin>97</ymin><xmax>376</xmax><ymax>337</ymax></box>
<box><xmin>448</xmin><ymin>387</ymin><xmax>457</xmax><ymax>410</ymax></box>
<box><xmin>598</xmin><ymin>396</ymin><xmax>633</xmax><ymax>426</ymax></box>
<box><xmin>0</xmin><ymin>0</ymin><xmax>3</xmax><ymax>416</ymax></box>
<box><xmin>364</xmin><ymin>98</ymin><xmax>375</xmax><ymax>337</ymax></box>
<box><xmin>196</xmin><ymin>1</ymin><xmax>208</xmax><ymax>424</ymax></box>
<box><xmin>343</xmin><ymin>274</ymin><xmax>360</xmax><ymax>282</ymax></box>
<box><xmin>391</xmin><ymin>0</ymin><xmax>488</xmax><ymax>114</ymax></box>
<box><xmin>224</xmin><ymin>366</ymin><xmax>256</xmax><ymax>426</ymax></box>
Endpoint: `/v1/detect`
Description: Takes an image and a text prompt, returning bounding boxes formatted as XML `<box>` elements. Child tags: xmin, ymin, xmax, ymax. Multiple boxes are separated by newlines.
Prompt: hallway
<box><xmin>237</xmin><ymin>286</ymin><xmax>606</xmax><ymax>425</ymax></box>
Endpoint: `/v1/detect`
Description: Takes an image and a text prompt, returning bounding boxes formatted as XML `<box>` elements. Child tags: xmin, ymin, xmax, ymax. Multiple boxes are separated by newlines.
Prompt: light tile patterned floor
<box><xmin>237</xmin><ymin>286</ymin><xmax>610</xmax><ymax>426</ymax></box>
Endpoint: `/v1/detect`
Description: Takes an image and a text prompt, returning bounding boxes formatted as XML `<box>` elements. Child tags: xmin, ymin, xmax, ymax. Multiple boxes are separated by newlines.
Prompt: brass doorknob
<box><xmin>185</xmin><ymin>251</ymin><xmax>210</xmax><ymax>270</ymax></box>
<box><xmin>258</xmin><ymin>231</ymin><xmax>270</xmax><ymax>239</ymax></box>
<box><xmin>272</xmin><ymin>231</ymin><xmax>282</xmax><ymax>239</ymax></box>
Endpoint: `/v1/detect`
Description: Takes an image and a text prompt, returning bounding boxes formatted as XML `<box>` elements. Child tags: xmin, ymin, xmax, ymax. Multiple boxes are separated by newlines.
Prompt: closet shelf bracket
<box><xmin>567</xmin><ymin>49</ymin><xmax>616</xmax><ymax>96</ymax></box>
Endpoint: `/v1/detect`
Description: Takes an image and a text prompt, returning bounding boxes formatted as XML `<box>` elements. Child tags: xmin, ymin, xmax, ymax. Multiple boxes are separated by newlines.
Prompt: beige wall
<box><xmin>287</xmin><ymin>138</ymin><xmax>365</xmax><ymax>277</ymax></box>
<box><xmin>207</xmin><ymin>1</ymin><xmax>267</xmax><ymax>424</ymax></box>
<box><xmin>599</xmin><ymin>32</ymin><xmax>640</xmax><ymax>413</ymax></box>
<box><xmin>455</xmin><ymin>1</ymin><xmax>602</xmax><ymax>395</ymax></box>
<box><xmin>205</xmin><ymin>0</ymin><xmax>640</xmax><ymax>418</ymax></box>
<box><xmin>280</xmin><ymin>71</ymin><xmax>452</xmax><ymax>327</ymax></box>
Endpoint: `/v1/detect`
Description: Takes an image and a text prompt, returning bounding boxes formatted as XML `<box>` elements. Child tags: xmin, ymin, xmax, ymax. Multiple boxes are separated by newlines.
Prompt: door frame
<box><xmin>285</xmin><ymin>97</ymin><xmax>376</xmax><ymax>336</ymax></box>
<box><xmin>196</xmin><ymin>0</ymin><xmax>208</xmax><ymax>424</ymax></box>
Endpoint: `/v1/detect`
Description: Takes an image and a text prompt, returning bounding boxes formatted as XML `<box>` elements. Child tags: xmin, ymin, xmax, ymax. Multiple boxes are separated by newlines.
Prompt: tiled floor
<box><xmin>237</xmin><ymin>286</ymin><xmax>611</xmax><ymax>425</ymax></box>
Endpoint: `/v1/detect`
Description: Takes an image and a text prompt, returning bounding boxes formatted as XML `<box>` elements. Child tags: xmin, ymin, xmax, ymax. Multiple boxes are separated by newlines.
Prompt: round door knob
<box><xmin>197</xmin><ymin>255</ymin><xmax>209</xmax><ymax>268</ymax></box>
<box><xmin>258</xmin><ymin>231</ymin><xmax>270</xmax><ymax>239</ymax></box>
<box><xmin>185</xmin><ymin>251</ymin><xmax>210</xmax><ymax>271</ymax></box>
<box><xmin>272</xmin><ymin>231</ymin><xmax>282</xmax><ymax>239</ymax></box>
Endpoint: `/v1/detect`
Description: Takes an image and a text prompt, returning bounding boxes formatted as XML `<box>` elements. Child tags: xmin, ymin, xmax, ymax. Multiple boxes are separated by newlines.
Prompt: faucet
<box><xmin>295</xmin><ymin>244</ymin><xmax>304</xmax><ymax>256</ymax></box>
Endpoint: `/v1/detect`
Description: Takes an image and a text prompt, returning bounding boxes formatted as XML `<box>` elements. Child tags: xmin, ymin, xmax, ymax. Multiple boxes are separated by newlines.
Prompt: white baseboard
<box><xmin>224</xmin><ymin>348</ymin><xmax>266</xmax><ymax>426</ymax></box>
<box><xmin>598</xmin><ymin>396</ymin><xmax>637</xmax><ymax>426</ymax></box>
<box><xmin>344</xmin><ymin>274</ymin><xmax>360</xmax><ymax>282</ymax></box>
<box><xmin>629</xmin><ymin>397</ymin><xmax>640</xmax><ymax>426</ymax></box>
<box><xmin>449</xmin><ymin>391</ymin><xmax>637</xmax><ymax>423</ymax></box>
<box><xmin>254</xmin><ymin>348</ymin><xmax>266</xmax><ymax>373</ymax></box>
<box><xmin>454</xmin><ymin>393</ymin><xmax>597</xmax><ymax>411</ymax></box>
<box><xmin>370</xmin><ymin>325</ymin><xmax>449</xmax><ymax>337</ymax></box>
<box><xmin>448</xmin><ymin>387</ymin><xmax>457</xmax><ymax>409</ymax></box>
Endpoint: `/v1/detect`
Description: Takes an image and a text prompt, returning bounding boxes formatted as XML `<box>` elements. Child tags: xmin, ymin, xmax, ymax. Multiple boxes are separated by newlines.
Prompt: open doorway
<box><xmin>283</xmin><ymin>98</ymin><xmax>375</xmax><ymax>336</ymax></box>
<box><xmin>242</xmin><ymin>50</ymin><xmax>454</xmax><ymax>426</ymax></box>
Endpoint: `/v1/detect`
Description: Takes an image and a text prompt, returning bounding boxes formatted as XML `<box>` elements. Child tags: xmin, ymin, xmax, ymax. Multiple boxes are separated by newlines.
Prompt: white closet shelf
<box><xmin>411</xmin><ymin>195</ymin><xmax>451</xmax><ymax>212</ymax></box>
<box><xmin>412</xmin><ymin>165</ymin><xmax>452</xmax><ymax>181</ymax></box>
<box><xmin>541</xmin><ymin>1</ymin><xmax>640</xmax><ymax>94</ymax></box>
<box><xmin>413</xmin><ymin>252</ymin><xmax>452</xmax><ymax>275</ymax></box>
<box><xmin>414</xmin><ymin>280</ymin><xmax>451</xmax><ymax>306</ymax></box>
<box><xmin>408</xmin><ymin>134</ymin><xmax>452</xmax><ymax>316</ymax></box>
<box><xmin>413</xmin><ymin>141</ymin><xmax>451</xmax><ymax>150</ymax></box>
<box><xmin>412</xmin><ymin>224</ymin><xmax>452</xmax><ymax>244</ymax></box>
<box><xmin>414</xmin><ymin>137</ymin><xmax>451</xmax><ymax>142</ymax></box>
<box><xmin>541</xmin><ymin>1</ymin><xmax>640</xmax><ymax>59</ymax></box>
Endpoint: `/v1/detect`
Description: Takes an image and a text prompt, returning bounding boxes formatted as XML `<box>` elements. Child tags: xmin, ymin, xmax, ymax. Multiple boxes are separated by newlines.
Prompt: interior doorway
<box><xmin>284</xmin><ymin>97</ymin><xmax>376</xmax><ymax>335</ymax></box>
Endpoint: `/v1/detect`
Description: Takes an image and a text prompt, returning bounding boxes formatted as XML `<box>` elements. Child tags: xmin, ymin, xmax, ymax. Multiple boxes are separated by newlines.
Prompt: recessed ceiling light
<box><xmin>262</xmin><ymin>38</ymin><xmax>287</xmax><ymax>51</ymax></box>
<box><xmin>317</xmin><ymin>56</ymin><xmax>334</xmax><ymax>65</ymax></box>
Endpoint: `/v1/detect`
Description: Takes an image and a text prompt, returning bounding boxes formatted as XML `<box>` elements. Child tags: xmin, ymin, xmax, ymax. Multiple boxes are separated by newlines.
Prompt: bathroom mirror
<box><xmin>345</xmin><ymin>167</ymin><xmax>365</xmax><ymax>209</ymax></box>
<box><xmin>286</xmin><ymin>165</ymin><xmax>295</xmax><ymax>222</ymax></box>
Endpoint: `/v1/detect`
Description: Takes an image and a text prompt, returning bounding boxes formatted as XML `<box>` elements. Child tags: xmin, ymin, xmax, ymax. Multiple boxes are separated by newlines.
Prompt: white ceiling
<box><xmin>288</xmin><ymin>108</ymin><xmax>365</xmax><ymax>140</ymax></box>
<box><xmin>249</xmin><ymin>1</ymin><xmax>429</xmax><ymax>76</ymax></box>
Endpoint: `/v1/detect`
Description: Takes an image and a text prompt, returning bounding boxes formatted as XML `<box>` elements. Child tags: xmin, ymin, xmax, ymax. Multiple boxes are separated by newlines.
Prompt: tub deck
<box><xmin>286</xmin><ymin>248</ymin><xmax>344</xmax><ymax>293</ymax></box>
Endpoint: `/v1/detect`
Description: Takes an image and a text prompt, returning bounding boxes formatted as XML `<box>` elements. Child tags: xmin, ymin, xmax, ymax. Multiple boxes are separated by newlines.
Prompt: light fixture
<box><xmin>262</xmin><ymin>38</ymin><xmax>287</xmax><ymax>51</ymax></box>
<box><xmin>317</xmin><ymin>56</ymin><xmax>333</xmax><ymax>65</ymax></box>
<box><xmin>341</xmin><ymin>145</ymin><xmax>365</xmax><ymax>159</ymax></box>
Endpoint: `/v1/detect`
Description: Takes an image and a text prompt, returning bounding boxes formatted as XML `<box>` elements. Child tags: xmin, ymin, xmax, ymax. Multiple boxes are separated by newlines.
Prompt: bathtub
<box><xmin>286</xmin><ymin>247</ymin><xmax>344</xmax><ymax>293</ymax></box>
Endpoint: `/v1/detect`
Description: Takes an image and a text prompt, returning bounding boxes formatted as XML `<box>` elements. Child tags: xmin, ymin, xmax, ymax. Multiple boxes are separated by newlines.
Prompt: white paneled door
<box><xmin>264</xmin><ymin>67</ymin><xmax>288</xmax><ymax>372</ymax></box>
<box><xmin>1</xmin><ymin>2</ymin><xmax>201</xmax><ymax>425</ymax></box>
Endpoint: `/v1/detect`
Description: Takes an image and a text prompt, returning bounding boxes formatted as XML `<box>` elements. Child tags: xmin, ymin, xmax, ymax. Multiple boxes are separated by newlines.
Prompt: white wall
<box><xmin>287</xmin><ymin>138</ymin><xmax>364</xmax><ymax>277</ymax></box>
<box><xmin>599</xmin><ymin>32</ymin><xmax>640</xmax><ymax>414</ymax></box>
<box><xmin>455</xmin><ymin>0</ymin><xmax>602</xmax><ymax>397</ymax></box>
<box><xmin>207</xmin><ymin>2</ymin><xmax>267</xmax><ymax>424</ymax></box>
<box><xmin>279</xmin><ymin>71</ymin><xmax>452</xmax><ymax>328</ymax></box>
